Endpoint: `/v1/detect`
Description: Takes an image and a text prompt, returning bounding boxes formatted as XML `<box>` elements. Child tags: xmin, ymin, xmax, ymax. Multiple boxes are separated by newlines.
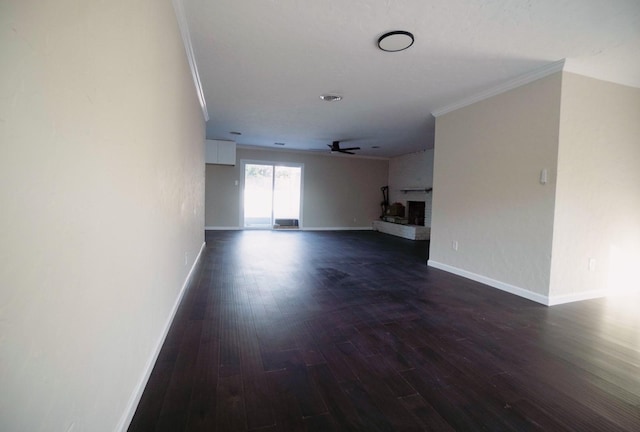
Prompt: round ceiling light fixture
<box><xmin>377</xmin><ymin>30</ymin><xmax>414</xmax><ymax>52</ymax></box>
<box><xmin>319</xmin><ymin>94</ymin><xmax>343</xmax><ymax>102</ymax></box>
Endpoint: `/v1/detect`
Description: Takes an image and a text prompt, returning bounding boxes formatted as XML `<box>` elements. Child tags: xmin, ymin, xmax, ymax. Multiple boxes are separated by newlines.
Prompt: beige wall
<box><xmin>0</xmin><ymin>1</ymin><xmax>205</xmax><ymax>431</ymax></box>
<box><xmin>429</xmin><ymin>73</ymin><xmax>562</xmax><ymax>300</ymax></box>
<box><xmin>205</xmin><ymin>163</ymin><xmax>239</xmax><ymax>227</ymax></box>
<box><xmin>206</xmin><ymin>147</ymin><xmax>388</xmax><ymax>229</ymax></box>
<box><xmin>550</xmin><ymin>73</ymin><xmax>640</xmax><ymax>300</ymax></box>
<box><xmin>388</xmin><ymin>150</ymin><xmax>434</xmax><ymax>225</ymax></box>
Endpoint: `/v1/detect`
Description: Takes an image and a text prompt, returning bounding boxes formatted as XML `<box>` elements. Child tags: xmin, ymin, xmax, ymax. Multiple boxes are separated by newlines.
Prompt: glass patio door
<box><xmin>242</xmin><ymin>162</ymin><xmax>302</xmax><ymax>229</ymax></box>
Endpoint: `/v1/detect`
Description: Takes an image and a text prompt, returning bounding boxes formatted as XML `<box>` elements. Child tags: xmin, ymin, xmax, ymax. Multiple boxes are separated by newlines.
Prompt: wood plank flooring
<box><xmin>128</xmin><ymin>230</ymin><xmax>640</xmax><ymax>431</ymax></box>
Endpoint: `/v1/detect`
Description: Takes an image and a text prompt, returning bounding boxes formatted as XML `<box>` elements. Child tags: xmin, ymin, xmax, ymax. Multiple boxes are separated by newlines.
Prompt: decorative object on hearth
<box><xmin>388</xmin><ymin>202</ymin><xmax>405</xmax><ymax>217</ymax></box>
<box><xmin>380</xmin><ymin>185</ymin><xmax>389</xmax><ymax>219</ymax></box>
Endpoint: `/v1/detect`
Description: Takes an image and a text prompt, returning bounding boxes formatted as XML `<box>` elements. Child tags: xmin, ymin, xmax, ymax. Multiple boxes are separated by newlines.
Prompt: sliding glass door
<box><xmin>243</xmin><ymin>163</ymin><xmax>274</xmax><ymax>228</ymax></box>
<box><xmin>242</xmin><ymin>161</ymin><xmax>302</xmax><ymax>229</ymax></box>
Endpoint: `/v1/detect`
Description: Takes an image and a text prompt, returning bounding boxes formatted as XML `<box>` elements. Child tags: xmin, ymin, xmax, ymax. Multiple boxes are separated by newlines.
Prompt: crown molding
<box><xmin>431</xmin><ymin>59</ymin><xmax>566</xmax><ymax>118</ymax></box>
<box><xmin>172</xmin><ymin>0</ymin><xmax>209</xmax><ymax>121</ymax></box>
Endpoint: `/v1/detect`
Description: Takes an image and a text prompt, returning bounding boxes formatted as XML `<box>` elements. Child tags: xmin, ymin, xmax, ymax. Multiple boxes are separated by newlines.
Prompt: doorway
<box><xmin>241</xmin><ymin>161</ymin><xmax>303</xmax><ymax>229</ymax></box>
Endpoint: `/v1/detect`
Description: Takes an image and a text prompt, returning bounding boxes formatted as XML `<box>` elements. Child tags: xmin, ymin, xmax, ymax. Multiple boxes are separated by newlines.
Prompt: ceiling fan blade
<box><xmin>328</xmin><ymin>140</ymin><xmax>359</xmax><ymax>153</ymax></box>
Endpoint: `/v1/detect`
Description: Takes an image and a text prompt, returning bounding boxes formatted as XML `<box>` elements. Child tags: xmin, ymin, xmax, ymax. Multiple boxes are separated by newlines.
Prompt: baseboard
<box><xmin>427</xmin><ymin>260</ymin><xmax>550</xmax><ymax>306</ymax></box>
<box><xmin>205</xmin><ymin>226</ymin><xmax>375</xmax><ymax>232</ymax></box>
<box><xmin>547</xmin><ymin>290</ymin><xmax>606</xmax><ymax>306</ymax></box>
<box><xmin>205</xmin><ymin>226</ymin><xmax>241</xmax><ymax>230</ymax></box>
<box><xmin>302</xmin><ymin>227</ymin><xmax>374</xmax><ymax>231</ymax></box>
<box><xmin>117</xmin><ymin>241</ymin><xmax>206</xmax><ymax>432</ymax></box>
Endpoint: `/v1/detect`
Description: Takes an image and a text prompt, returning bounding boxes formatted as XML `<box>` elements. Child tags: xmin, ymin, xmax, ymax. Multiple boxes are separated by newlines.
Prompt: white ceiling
<box><xmin>183</xmin><ymin>0</ymin><xmax>640</xmax><ymax>157</ymax></box>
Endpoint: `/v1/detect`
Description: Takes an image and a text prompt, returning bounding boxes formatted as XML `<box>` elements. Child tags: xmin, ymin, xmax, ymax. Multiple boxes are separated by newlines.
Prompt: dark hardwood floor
<box><xmin>129</xmin><ymin>230</ymin><xmax>640</xmax><ymax>431</ymax></box>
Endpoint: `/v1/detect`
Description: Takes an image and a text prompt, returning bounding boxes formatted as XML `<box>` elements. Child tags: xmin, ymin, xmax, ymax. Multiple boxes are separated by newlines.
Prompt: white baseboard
<box><xmin>205</xmin><ymin>226</ymin><xmax>241</xmax><ymax>230</ymax></box>
<box><xmin>547</xmin><ymin>290</ymin><xmax>607</xmax><ymax>306</ymax></box>
<box><xmin>427</xmin><ymin>260</ymin><xmax>608</xmax><ymax>306</ymax></box>
<box><xmin>427</xmin><ymin>260</ymin><xmax>550</xmax><ymax>306</ymax></box>
<box><xmin>302</xmin><ymin>227</ymin><xmax>374</xmax><ymax>231</ymax></box>
<box><xmin>205</xmin><ymin>226</ymin><xmax>375</xmax><ymax>232</ymax></box>
<box><xmin>117</xmin><ymin>241</ymin><xmax>206</xmax><ymax>432</ymax></box>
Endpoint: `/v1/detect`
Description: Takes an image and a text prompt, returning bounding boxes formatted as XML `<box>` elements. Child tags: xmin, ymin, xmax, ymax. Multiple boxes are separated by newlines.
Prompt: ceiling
<box><xmin>182</xmin><ymin>0</ymin><xmax>640</xmax><ymax>158</ymax></box>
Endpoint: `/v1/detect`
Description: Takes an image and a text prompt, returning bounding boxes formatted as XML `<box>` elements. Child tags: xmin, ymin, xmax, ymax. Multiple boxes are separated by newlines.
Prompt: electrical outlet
<box><xmin>588</xmin><ymin>258</ymin><xmax>596</xmax><ymax>271</ymax></box>
<box><xmin>452</xmin><ymin>240</ymin><xmax>458</xmax><ymax>251</ymax></box>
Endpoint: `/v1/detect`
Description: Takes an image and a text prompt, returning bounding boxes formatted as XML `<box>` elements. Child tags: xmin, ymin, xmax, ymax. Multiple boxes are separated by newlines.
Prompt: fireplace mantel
<box><xmin>400</xmin><ymin>187</ymin><xmax>432</xmax><ymax>193</ymax></box>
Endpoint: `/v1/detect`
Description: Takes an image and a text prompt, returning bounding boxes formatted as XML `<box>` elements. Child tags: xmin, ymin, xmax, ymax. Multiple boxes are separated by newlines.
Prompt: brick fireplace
<box><xmin>407</xmin><ymin>201</ymin><xmax>425</xmax><ymax>226</ymax></box>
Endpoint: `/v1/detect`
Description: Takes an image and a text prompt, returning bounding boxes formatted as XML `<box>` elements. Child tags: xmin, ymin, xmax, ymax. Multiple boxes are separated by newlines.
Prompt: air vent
<box><xmin>320</xmin><ymin>94</ymin><xmax>343</xmax><ymax>102</ymax></box>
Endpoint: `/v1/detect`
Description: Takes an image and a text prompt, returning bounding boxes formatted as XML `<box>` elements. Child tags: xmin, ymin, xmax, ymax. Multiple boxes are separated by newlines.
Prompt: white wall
<box><xmin>0</xmin><ymin>1</ymin><xmax>205</xmax><ymax>431</ymax></box>
<box><xmin>206</xmin><ymin>147</ymin><xmax>389</xmax><ymax>229</ymax></box>
<box><xmin>388</xmin><ymin>150</ymin><xmax>434</xmax><ymax>225</ymax></box>
<box><xmin>550</xmin><ymin>73</ymin><xmax>640</xmax><ymax>300</ymax></box>
<box><xmin>429</xmin><ymin>73</ymin><xmax>562</xmax><ymax>300</ymax></box>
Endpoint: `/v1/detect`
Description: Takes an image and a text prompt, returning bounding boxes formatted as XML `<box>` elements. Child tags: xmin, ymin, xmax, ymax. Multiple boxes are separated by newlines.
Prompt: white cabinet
<box><xmin>217</xmin><ymin>141</ymin><xmax>236</xmax><ymax>165</ymax></box>
<box><xmin>205</xmin><ymin>140</ymin><xmax>236</xmax><ymax>165</ymax></box>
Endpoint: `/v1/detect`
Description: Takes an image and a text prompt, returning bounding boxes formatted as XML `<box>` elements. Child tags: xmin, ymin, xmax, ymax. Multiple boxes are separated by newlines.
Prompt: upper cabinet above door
<box><xmin>205</xmin><ymin>139</ymin><xmax>236</xmax><ymax>165</ymax></box>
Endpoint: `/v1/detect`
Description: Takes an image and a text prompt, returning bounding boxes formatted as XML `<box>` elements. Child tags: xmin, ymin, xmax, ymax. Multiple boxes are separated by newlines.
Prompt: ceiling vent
<box><xmin>319</xmin><ymin>94</ymin><xmax>343</xmax><ymax>101</ymax></box>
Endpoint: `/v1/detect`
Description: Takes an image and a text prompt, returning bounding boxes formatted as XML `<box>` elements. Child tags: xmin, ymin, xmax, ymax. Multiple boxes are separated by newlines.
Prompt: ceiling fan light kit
<box><xmin>377</xmin><ymin>30</ymin><xmax>414</xmax><ymax>52</ymax></box>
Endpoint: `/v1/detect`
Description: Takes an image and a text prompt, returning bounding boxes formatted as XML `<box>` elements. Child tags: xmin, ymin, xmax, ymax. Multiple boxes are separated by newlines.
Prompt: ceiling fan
<box><xmin>328</xmin><ymin>140</ymin><xmax>360</xmax><ymax>155</ymax></box>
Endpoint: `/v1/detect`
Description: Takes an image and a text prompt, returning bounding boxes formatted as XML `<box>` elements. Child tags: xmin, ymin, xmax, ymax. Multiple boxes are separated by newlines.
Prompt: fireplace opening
<box><xmin>407</xmin><ymin>201</ymin><xmax>425</xmax><ymax>226</ymax></box>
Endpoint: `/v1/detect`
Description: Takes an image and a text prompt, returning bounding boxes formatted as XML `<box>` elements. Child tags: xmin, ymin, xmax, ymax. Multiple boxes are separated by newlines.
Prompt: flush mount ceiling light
<box><xmin>229</xmin><ymin>131</ymin><xmax>242</xmax><ymax>135</ymax></box>
<box><xmin>319</xmin><ymin>94</ymin><xmax>343</xmax><ymax>102</ymax></box>
<box><xmin>377</xmin><ymin>30</ymin><xmax>414</xmax><ymax>52</ymax></box>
